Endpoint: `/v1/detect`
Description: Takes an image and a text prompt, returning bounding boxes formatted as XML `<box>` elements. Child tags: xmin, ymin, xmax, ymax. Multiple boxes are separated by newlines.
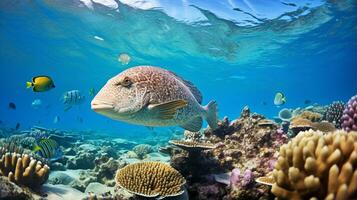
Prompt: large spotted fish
<box><xmin>91</xmin><ymin>66</ymin><xmax>218</xmax><ymax>131</ymax></box>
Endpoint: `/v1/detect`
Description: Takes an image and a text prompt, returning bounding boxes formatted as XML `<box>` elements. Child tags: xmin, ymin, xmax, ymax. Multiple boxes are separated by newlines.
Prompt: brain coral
<box><xmin>341</xmin><ymin>95</ymin><xmax>357</xmax><ymax>132</ymax></box>
<box><xmin>0</xmin><ymin>153</ymin><xmax>50</xmax><ymax>189</ymax></box>
<box><xmin>115</xmin><ymin>162</ymin><xmax>186</xmax><ymax>198</ymax></box>
<box><xmin>271</xmin><ymin>130</ymin><xmax>357</xmax><ymax>200</ymax></box>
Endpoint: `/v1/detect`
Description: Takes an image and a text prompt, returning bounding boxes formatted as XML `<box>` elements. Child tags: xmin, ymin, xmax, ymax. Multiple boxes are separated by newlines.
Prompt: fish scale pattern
<box><xmin>115</xmin><ymin>161</ymin><xmax>185</xmax><ymax>198</ymax></box>
<box><xmin>271</xmin><ymin>130</ymin><xmax>357</xmax><ymax>200</ymax></box>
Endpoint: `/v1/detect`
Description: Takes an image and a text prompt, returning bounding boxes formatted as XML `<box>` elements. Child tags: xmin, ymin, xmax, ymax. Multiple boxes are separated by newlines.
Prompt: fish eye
<box><xmin>121</xmin><ymin>77</ymin><xmax>132</xmax><ymax>87</ymax></box>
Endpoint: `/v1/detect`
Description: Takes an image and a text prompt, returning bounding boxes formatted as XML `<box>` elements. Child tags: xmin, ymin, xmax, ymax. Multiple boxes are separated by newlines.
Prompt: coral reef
<box><xmin>115</xmin><ymin>161</ymin><xmax>186</xmax><ymax>199</ymax></box>
<box><xmin>271</xmin><ymin>130</ymin><xmax>357</xmax><ymax>200</ymax></box>
<box><xmin>132</xmin><ymin>144</ymin><xmax>153</xmax><ymax>159</ymax></box>
<box><xmin>341</xmin><ymin>95</ymin><xmax>357</xmax><ymax>132</ymax></box>
<box><xmin>294</xmin><ymin>111</ymin><xmax>322</xmax><ymax>122</ymax></box>
<box><xmin>168</xmin><ymin>106</ymin><xmax>287</xmax><ymax>199</ymax></box>
<box><xmin>323</xmin><ymin>101</ymin><xmax>345</xmax><ymax>128</ymax></box>
<box><xmin>0</xmin><ymin>153</ymin><xmax>50</xmax><ymax>189</ymax></box>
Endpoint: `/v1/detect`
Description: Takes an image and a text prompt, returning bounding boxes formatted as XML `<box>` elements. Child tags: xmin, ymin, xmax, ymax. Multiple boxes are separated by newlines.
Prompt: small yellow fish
<box><xmin>274</xmin><ymin>92</ymin><xmax>286</xmax><ymax>106</ymax></box>
<box><xmin>118</xmin><ymin>53</ymin><xmax>131</xmax><ymax>65</ymax></box>
<box><xmin>26</xmin><ymin>76</ymin><xmax>55</xmax><ymax>92</ymax></box>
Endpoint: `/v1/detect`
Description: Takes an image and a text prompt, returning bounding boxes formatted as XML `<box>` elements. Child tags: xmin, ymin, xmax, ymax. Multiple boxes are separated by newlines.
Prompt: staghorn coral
<box><xmin>271</xmin><ymin>130</ymin><xmax>357</xmax><ymax>200</ymax></box>
<box><xmin>115</xmin><ymin>161</ymin><xmax>186</xmax><ymax>199</ymax></box>
<box><xmin>0</xmin><ymin>153</ymin><xmax>49</xmax><ymax>189</ymax></box>
<box><xmin>324</xmin><ymin>101</ymin><xmax>345</xmax><ymax>128</ymax></box>
<box><xmin>341</xmin><ymin>95</ymin><xmax>357</xmax><ymax>132</ymax></box>
<box><xmin>132</xmin><ymin>144</ymin><xmax>153</xmax><ymax>159</ymax></box>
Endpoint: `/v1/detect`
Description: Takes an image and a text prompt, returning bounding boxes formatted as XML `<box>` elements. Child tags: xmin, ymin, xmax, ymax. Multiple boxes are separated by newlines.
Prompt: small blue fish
<box><xmin>33</xmin><ymin>138</ymin><xmax>63</xmax><ymax>162</ymax></box>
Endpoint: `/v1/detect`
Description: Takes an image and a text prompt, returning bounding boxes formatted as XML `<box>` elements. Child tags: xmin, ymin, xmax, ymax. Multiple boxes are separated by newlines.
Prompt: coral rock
<box><xmin>0</xmin><ymin>153</ymin><xmax>49</xmax><ymax>189</ymax></box>
<box><xmin>341</xmin><ymin>95</ymin><xmax>357</xmax><ymax>132</ymax></box>
<box><xmin>296</xmin><ymin>111</ymin><xmax>322</xmax><ymax>122</ymax></box>
<box><xmin>324</xmin><ymin>101</ymin><xmax>345</xmax><ymax>128</ymax></box>
<box><xmin>289</xmin><ymin>117</ymin><xmax>313</xmax><ymax>134</ymax></box>
<box><xmin>115</xmin><ymin>162</ymin><xmax>186</xmax><ymax>199</ymax></box>
<box><xmin>132</xmin><ymin>144</ymin><xmax>153</xmax><ymax>159</ymax></box>
<box><xmin>271</xmin><ymin>130</ymin><xmax>357</xmax><ymax>200</ymax></box>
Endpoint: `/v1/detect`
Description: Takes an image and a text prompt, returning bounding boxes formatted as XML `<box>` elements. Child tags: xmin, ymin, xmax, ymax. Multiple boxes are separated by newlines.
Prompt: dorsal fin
<box><xmin>167</xmin><ymin>71</ymin><xmax>203</xmax><ymax>104</ymax></box>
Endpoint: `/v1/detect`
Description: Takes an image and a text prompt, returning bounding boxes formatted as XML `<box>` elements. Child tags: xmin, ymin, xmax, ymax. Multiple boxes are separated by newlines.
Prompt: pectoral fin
<box><xmin>181</xmin><ymin>116</ymin><xmax>202</xmax><ymax>132</ymax></box>
<box><xmin>148</xmin><ymin>99</ymin><xmax>188</xmax><ymax>120</ymax></box>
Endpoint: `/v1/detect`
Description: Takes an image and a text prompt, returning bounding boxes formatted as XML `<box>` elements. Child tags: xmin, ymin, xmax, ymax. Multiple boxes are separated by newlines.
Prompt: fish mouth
<box><xmin>91</xmin><ymin>100</ymin><xmax>114</xmax><ymax>111</ymax></box>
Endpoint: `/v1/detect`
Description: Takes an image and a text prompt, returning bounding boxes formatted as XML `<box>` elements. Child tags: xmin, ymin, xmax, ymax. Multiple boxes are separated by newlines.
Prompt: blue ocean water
<box><xmin>0</xmin><ymin>0</ymin><xmax>356</xmax><ymax>139</ymax></box>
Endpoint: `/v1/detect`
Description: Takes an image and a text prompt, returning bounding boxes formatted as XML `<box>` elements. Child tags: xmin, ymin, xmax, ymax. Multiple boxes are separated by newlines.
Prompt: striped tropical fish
<box><xmin>62</xmin><ymin>90</ymin><xmax>85</xmax><ymax>111</ymax></box>
<box><xmin>33</xmin><ymin>138</ymin><xmax>63</xmax><ymax>161</ymax></box>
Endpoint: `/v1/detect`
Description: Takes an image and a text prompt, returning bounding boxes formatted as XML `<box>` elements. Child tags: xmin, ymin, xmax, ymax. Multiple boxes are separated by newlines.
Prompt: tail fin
<box><xmin>203</xmin><ymin>100</ymin><xmax>218</xmax><ymax>130</ymax></box>
<box><xmin>32</xmin><ymin>144</ymin><xmax>41</xmax><ymax>152</ymax></box>
<box><xmin>26</xmin><ymin>82</ymin><xmax>33</xmax><ymax>89</ymax></box>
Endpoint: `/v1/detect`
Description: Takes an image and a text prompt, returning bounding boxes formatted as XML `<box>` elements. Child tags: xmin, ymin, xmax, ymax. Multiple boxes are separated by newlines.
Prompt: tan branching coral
<box><xmin>271</xmin><ymin>130</ymin><xmax>357</xmax><ymax>200</ymax></box>
<box><xmin>169</xmin><ymin>140</ymin><xmax>215</xmax><ymax>151</ymax></box>
<box><xmin>0</xmin><ymin>153</ymin><xmax>49</xmax><ymax>189</ymax></box>
<box><xmin>115</xmin><ymin>162</ymin><xmax>186</xmax><ymax>198</ymax></box>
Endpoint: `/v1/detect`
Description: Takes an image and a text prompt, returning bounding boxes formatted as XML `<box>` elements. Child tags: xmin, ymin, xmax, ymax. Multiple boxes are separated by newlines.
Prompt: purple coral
<box><xmin>341</xmin><ymin>95</ymin><xmax>357</xmax><ymax>132</ymax></box>
<box><xmin>229</xmin><ymin>168</ymin><xmax>240</xmax><ymax>187</ymax></box>
<box><xmin>229</xmin><ymin>169</ymin><xmax>254</xmax><ymax>188</ymax></box>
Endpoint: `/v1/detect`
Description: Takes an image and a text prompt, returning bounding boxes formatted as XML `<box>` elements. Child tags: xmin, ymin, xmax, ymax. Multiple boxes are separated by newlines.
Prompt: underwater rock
<box><xmin>0</xmin><ymin>153</ymin><xmax>50</xmax><ymax>189</ymax></box>
<box><xmin>143</xmin><ymin>152</ymin><xmax>170</xmax><ymax>163</ymax></box>
<box><xmin>204</xmin><ymin>116</ymin><xmax>235</xmax><ymax>139</ymax></box>
<box><xmin>93</xmin><ymin>156</ymin><xmax>126</xmax><ymax>186</ymax></box>
<box><xmin>132</xmin><ymin>144</ymin><xmax>153</xmax><ymax>159</ymax></box>
<box><xmin>0</xmin><ymin>176</ymin><xmax>35</xmax><ymax>200</ymax></box>
<box><xmin>341</xmin><ymin>95</ymin><xmax>357</xmax><ymax>132</ymax></box>
<box><xmin>51</xmin><ymin>162</ymin><xmax>66</xmax><ymax>171</ymax></box>
<box><xmin>85</xmin><ymin>182</ymin><xmax>115</xmax><ymax>195</ymax></box>
<box><xmin>271</xmin><ymin>130</ymin><xmax>357</xmax><ymax>200</ymax></box>
<box><xmin>48</xmin><ymin>171</ymin><xmax>75</xmax><ymax>185</ymax></box>
<box><xmin>323</xmin><ymin>101</ymin><xmax>345</xmax><ymax>128</ymax></box>
<box><xmin>82</xmin><ymin>187</ymin><xmax>136</xmax><ymax>200</ymax></box>
<box><xmin>196</xmin><ymin>183</ymin><xmax>224</xmax><ymax>200</ymax></box>
<box><xmin>66</xmin><ymin>151</ymin><xmax>96</xmax><ymax>169</ymax></box>
<box><xmin>42</xmin><ymin>183</ymin><xmax>86</xmax><ymax>200</ymax></box>
<box><xmin>183</xmin><ymin>130</ymin><xmax>203</xmax><ymax>141</ymax></box>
